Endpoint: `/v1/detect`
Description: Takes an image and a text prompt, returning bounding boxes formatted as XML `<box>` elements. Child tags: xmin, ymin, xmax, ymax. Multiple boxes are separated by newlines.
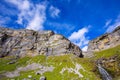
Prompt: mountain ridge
<box><xmin>86</xmin><ymin>26</ymin><xmax>120</xmax><ymax>57</ymax></box>
<box><xmin>0</xmin><ymin>27</ymin><xmax>83</xmax><ymax>58</ymax></box>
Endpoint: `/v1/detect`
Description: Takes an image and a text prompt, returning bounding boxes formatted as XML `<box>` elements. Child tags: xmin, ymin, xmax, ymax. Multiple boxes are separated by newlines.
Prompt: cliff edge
<box><xmin>0</xmin><ymin>27</ymin><xmax>83</xmax><ymax>58</ymax></box>
<box><xmin>87</xmin><ymin>26</ymin><xmax>120</xmax><ymax>57</ymax></box>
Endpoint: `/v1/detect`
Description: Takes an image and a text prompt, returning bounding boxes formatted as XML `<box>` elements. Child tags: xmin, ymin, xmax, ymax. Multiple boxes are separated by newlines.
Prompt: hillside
<box><xmin>87</xmin><ymin>26</ymin><xmax>120</xmax><ymax>57</ymax></box>
<box><xmin>0</xmin><ymin>26</ymin><xmax>120</xmax><ymax>80</ymax></box>
<box><xmin>1</xmin><ymin>45</ymin><xmax>120</xmax><ymax>80</ymax></box>
<box><xmin>94</xmin><ymin>45</ymin><xmax>120</xmax><ymax>79</ymax></box>
<box><xmin>0</xmin><ymin>54</ymin><xmax>100</xmax><ymax>80</ymax></box>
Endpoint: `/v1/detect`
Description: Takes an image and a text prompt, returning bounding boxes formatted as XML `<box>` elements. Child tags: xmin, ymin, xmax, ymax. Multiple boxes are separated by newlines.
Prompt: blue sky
<box><xmin>0</xmin><ymin>0</ymin><xmax>120</xmax><ymax>51</ymax></box>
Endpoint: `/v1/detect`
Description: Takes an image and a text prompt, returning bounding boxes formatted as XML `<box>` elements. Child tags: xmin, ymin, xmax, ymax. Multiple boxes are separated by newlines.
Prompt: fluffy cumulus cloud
<box><xmin>49</xmin><ymin>5</ymin><xmax>60</xmax><ymax>18</ymax></box>
<box><xmin>26</xmin><ymin>4</ymin><xmax>46</xmax><ymax>30</ymax></box>
<box><xmin>106</xmin><ymin>14</ymin><xmax>120</xmax><ymax>32</ymax></box>
<box><xmin>6</xmin><ymin>0</ymin><xmax>47</xmax><ymax>31</ymax></box>
<box><xmin>82</xmin><ymin>46</ymin><xmax>88</xmax><ymax>52</ymax></box>
<box><xmin>69</xmin><ymin>27</ymin><xmax>89</xmax><ymax>51</ymax></box>
<box><xmin>6</xmin><ymin>0</ymin><xmax>31</xmax><ymax>24</ymax></box>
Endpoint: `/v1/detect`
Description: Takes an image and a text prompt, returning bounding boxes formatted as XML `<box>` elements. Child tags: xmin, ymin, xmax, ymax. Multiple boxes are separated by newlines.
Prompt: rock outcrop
<box><xmin>0</xmin><ymin>27</ymin><xmax>83</xmax><ymax>58</ymax></box>
<box><xmin>88</xmin><ymin>26</ymin><xmax>120</xmax><ymax>52</ymax></box>
<box><xmin>96</xmin><ymin>55</ymin><xmax>120</xmax><ymax>78</ymax></box>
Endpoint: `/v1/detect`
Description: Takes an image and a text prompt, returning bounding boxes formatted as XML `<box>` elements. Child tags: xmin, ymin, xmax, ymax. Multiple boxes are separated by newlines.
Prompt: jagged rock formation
<box><xmin>0</xmin><ymin>27</ymin><xmax>83</xmax><ymax>58</ymax></box>
<box><xmin>88</xmin><ymin>26</ymin><xmax>120</xmax><ymax>52</ymax></box>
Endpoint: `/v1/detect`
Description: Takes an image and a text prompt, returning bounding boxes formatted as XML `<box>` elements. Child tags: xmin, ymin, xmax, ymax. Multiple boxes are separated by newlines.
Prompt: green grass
<box><xmin>93</xmin><ymin>45</ymin><xmax>120</xmax><ymax>80</ymax></box>
<box><xmin>0</xmin><ymin>56</ymin><xmax>30</xmax><ymax>72</ymax></box>
<box><xmin>1</xmin><ymin>45</ymin><xmax>120</xmax><ymax>80</ymax></box>
<box><xmin>0</xmin><ymin>54</ymin><xmax>101</xmax><ymax>80</ymax></box>
<box><xmin>94</xmin><ymin>45</ymin><xmax>120</xmax><ymax>59</ymax></box>
<box><xmin>0</xmin><ymin>55</ymin><xmax>48</xmax><ymax>73</ymax></box>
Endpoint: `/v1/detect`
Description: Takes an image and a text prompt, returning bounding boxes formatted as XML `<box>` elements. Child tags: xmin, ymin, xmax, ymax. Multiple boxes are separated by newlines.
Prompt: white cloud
<box><xmin>68</xmin><ymin>27</ymin><xmax>89</xmax><ymax>49</ymax></box>
<box><xmin>82</xmin><ymin>46</ymin><xmax>88</xmax><ymax>52</ymax></box>
<box><xmin>6</xmin><ymin>0</ymin><xmax>61</xmax><ymax>31</ymax></box>
<box><xmin>7</xmin><ymin>0</ymin><xmax>30</xmax><ymax>10</ymax></box>
<box><xmin>106</xmin><ymin>15</ymin><xmax>120</xmax><ymax>32</ymax></box>
<box><xmin>6</xmin><ymin>0</ymin><xmax>31</xmax><ymax>24</ymax></box>
<box><xmin>26</xmin><ymin>4</ymin><xmax>46</xmax><ymax>30</ymax></box>
<box><xmin>69</xmin><ymin>28</ymin><xmax>87</xmax><ymax>41</ymax></box>
<box><xmin>6</xmin><ymin>0</ymin><xmax>47</xmax><ymax>31</ymax></box>
<box><xmin>49</xmin><ymin>6</ymin><xmax>60</xmax><ymax>18</ymax></box>
<box><xmin>104</xmin><ymin>19</ymin><xmax>112</xmax><ymax>28</ymax></box>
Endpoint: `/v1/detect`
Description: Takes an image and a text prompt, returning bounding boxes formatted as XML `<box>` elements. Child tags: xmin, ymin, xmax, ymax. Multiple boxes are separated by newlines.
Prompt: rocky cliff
<box><xmin>0</xmin><ymin>27</ymin><xmax>83</xmax><ymax>58</ymax></box>
<box><xmin>88</xmin><ymin>26</ymin><xmax>120</xmax><ymax>52</ymax></box>
<box><xmin>0</xmin><ymin>27</ymin><xmax>120</xmax><ymax>80</ymax></box>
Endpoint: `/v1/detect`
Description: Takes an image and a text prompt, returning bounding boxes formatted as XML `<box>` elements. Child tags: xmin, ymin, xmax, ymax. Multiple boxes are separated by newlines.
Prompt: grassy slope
<box><xmin>94</xmin><ymin>45</ymin><xmax>120</xmax><ymax>59</ymax></box>
<box><xmin>94</xmin><ymin>45</ymin><xmax>120</xmax><ymax>80</ymax></box>
<box><xmin>0</xmin><ymin>45</ymin><xmax>120</xmax><ymax>80</ymax></box>
<box><xmin>0</xmin><ymin>54</ymin><xmax>100</xmax><ymax>80</ymax></box>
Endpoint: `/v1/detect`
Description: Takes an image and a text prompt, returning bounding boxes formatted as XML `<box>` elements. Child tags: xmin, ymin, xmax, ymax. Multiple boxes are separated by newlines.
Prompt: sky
<box><xmin>0</xmin><ymin>0</ymin><xmax>120</xmax><ymax>51</ymax></box>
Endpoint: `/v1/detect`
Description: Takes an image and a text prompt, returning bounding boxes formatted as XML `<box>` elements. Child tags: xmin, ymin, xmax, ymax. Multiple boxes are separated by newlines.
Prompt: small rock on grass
<box><xmin>40</xmin><ymin>76</ymin><xmax>46</xmax><ymax>80</ymax></box>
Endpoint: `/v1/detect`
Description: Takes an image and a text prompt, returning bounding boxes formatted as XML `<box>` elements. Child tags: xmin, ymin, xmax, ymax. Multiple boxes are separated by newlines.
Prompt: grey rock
<box><xmin>28</xmin><ymin>75</ymin><xmax>32</xmax><ymax>78</ymax></box>
<box><xmin>40</xmin><ymin>76</ymin><xmax>46</xmax><ymax>80</ymax></box>
<box><xmin>0</xmin><ymin>27</ymin><xmax>83</xmax><ymax>58</ymax></box>
<box><xmin>4</xmin><ymin>63</ymin><xmax>54</xmax><ymax>78</ymax></box>
<box><xmin>87</xmin><ymin>26</ymin><xmax>120</xmax><ymax>57</ymax></box>
<box><xmin>7</xmin><ymin>60</ymin><xmax>17</xmax><ymax>64</ymax></box>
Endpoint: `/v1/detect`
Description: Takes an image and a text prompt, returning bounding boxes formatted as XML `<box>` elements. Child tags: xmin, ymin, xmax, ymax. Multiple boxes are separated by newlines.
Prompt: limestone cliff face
<box><xmin>88</xmin><ymin>26</ymin><xmax>120</xmax><ymax>52</ymax></box>
<box><xmin>0</xmin><ymin>27</ymin><xmax>83</xmax><ymax>58</ymax></box>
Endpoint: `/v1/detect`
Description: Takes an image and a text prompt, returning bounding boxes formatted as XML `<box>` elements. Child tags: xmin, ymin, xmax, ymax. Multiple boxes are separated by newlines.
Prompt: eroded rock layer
<box><xmin>0</xmin><ymin>27</ymin><xmax>83</xmax><ymax>58</ymax></box>
<box><xmin>88</xmin><ymin>26</ymin><xmax>120</xmax><ymax>52</ymax></box>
